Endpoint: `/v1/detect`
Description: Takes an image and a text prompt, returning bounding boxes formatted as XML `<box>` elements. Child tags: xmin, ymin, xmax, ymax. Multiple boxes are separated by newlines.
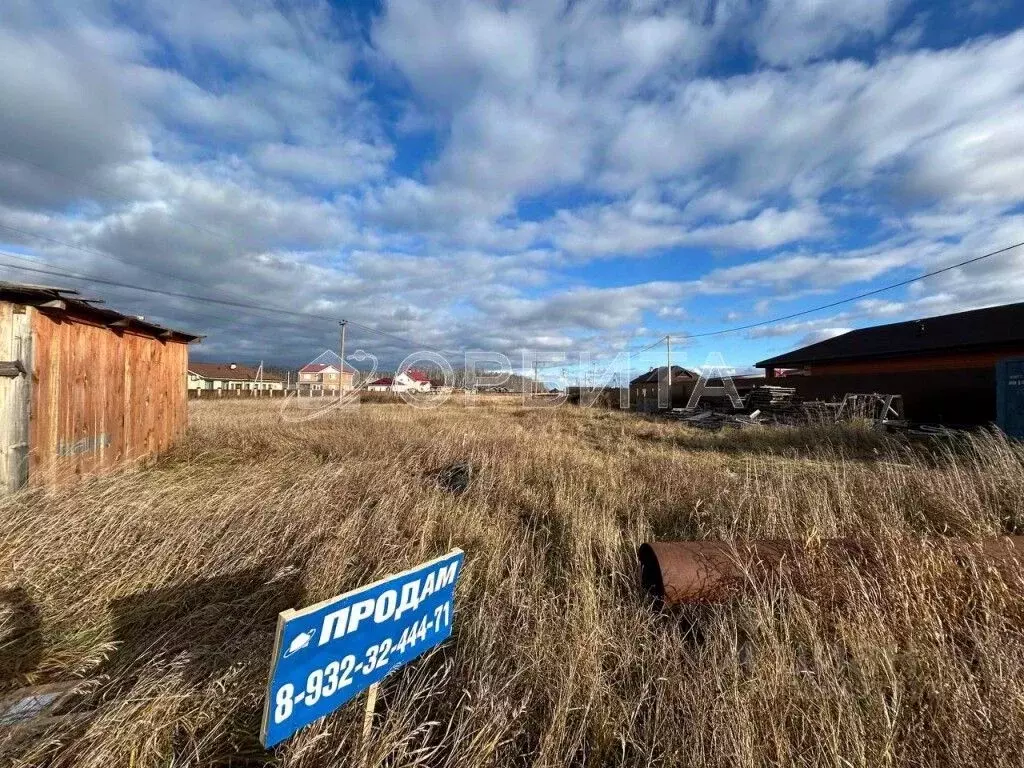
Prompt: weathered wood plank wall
<box><xmin>0</xmin><ymin>303</ymin><xmax>32</xmax><ymax>492</ymax></box>
<box><xmin>27</xmin><ymin>307</ymin><xmax>189</xmax><ymax>487</ymax></box>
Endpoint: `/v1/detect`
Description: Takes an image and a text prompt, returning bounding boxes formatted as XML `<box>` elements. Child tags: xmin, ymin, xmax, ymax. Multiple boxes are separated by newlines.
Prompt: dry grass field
<box><xmin>2</xmin><ymin>397</ymin><xmax>1024</xmax><ymax>767</ymax></box>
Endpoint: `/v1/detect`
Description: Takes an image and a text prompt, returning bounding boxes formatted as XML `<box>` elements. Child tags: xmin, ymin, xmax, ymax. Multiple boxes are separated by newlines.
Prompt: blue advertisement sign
<box><xmin>261</xmin><ymin>549</ymin><xmax>464</xmax><ymax>747</ymax></box>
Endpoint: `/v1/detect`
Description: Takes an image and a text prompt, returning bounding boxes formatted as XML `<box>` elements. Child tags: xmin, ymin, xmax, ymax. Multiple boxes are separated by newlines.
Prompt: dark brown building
<box><xmin>629</xmin><ymin>366</ymin><xmax>699</xmax><ymax>411</ymax></box>
<box><xmin>756</xmin><ymin>301</ymin><xmax>1024</xmax><ymax>424</ymax></box>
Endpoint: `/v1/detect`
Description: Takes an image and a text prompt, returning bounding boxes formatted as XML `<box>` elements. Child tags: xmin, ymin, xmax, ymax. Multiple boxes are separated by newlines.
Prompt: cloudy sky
<box><xmin>1</xmin><ymin>0</ymin><xmax>1023</xmax><ymax>379</ymax></box>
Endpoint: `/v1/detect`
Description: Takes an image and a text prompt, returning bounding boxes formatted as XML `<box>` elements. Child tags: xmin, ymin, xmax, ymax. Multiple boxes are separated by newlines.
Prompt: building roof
<box><xmin>629</xmin><ymin>365</ymin><xmax>699</xmax><ymax>386</ymax></box>
<box><xmin>299</xmin><ymin>361</ymin><xmax>356</xmax><ymax>374</ymax></box>
<box><xmin>189</xmin><ymin>363</ymin><xmax>283</xmax><ymax>382</ymax></box>
<box><xmin>404</xmin><ymin>369</ymin><xmax>430</xmax><ymax>382</ymax></box>
<box><xmin>369</xmin><ymin>377</ymin><xmax>393</xmax><ymax>386</ymax></box>
<box><xmin>0</xmin><ymin>281</ymin><xmax>201</xmax><ymax>343</ymax></box>
<box><xmin>756</xmin><ymin>301</ymin><xmax>1024</xmax><ymax>369</ymax></box>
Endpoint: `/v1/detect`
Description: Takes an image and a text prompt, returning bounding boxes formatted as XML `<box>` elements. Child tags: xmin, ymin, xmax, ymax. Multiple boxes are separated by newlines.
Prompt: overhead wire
<box><xmin>0</xmin><ymin>149</ymin><xmax>465</xmax><ymax>354</ymax></box>
<box><xmin>632</xmin><ymin>240</ymin><xmax>1024</xmax><ymax>342</ymax></box>
<box><xmin>0</xmin><ymin>221</ymin><xmax>233</xmax><ymax>294</ymax></box>
<box><xmin>630</xmin><ymin>334</ymin><xmax>668</xmax><ymax>354</ymax></box>
<box><xmin>3</xmin><ymin>149</ymin><xmax>1022</xmax><ymax>351</ymax></box>
<box><xmin>0</xmin><ymin>253</ymin><xmax>457</xmax><ymax>355</ymax></box>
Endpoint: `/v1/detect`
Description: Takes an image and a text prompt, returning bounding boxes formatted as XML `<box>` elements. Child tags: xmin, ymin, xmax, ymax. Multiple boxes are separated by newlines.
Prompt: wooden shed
<box><xmin>0</xmin><ymin>281</ymin><xmax>201</xmax><ymax>492</ymax></box>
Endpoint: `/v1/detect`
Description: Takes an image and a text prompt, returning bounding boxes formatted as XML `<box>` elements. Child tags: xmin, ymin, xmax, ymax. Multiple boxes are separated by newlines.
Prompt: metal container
<box><xmin>639</xmin><ymin>537</ymin><xmax>1024</xmax><ymax>605</ymax></box>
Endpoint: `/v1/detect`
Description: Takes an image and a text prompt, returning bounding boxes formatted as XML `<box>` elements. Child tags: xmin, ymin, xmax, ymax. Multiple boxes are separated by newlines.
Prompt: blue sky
<box><xmin>1</xmin><ymin>0</ymin><xmax>1023</xmax><ymax>381</ymax></box>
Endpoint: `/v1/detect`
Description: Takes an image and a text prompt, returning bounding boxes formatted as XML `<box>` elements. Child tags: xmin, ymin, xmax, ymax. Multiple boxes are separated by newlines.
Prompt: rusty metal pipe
<box><xmin>639</xmin><ymin>537</ymin><xmax>1024</xmax><ymax>605</ymax></box>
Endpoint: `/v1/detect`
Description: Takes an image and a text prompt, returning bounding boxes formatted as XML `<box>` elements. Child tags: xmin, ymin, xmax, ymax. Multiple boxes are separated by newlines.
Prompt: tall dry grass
<box><xmin>1</xmin><ymin>398</ymin><xmax>1023</xmax><ymax>767</ymax></box>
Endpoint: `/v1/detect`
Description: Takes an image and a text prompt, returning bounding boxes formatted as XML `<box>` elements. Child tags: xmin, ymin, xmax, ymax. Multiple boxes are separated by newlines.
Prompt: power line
<box><xmin>0</xmin><ymin>253</ymin><xmax>455</xmax><ymax>354</ymax></box>
<box><xmin>0</xmin><ymin>221</ymin><xmax>227</xmax><ymax>294</ymax></box>
<box><xmin>4</xmin><ymin>144</ymin><xmax>1022</xmax><ymax>354</ymax></box>
<box><xmin>0</xmin><ymin>223</ymin><xmax>460</xmax><ymax>353</ymax></box>
<box><xmin>5</xmin><ymin>233</ymin><xmax>1020</xmax><ymax>354</ymax></box>
<box><xmin>3</xmin><ymin>145</ymin><xmax>651</xmax><ymax>357</ymax></box>
<box><xmin>0</xmin><ymin>253</ymin><xmax>336</xmax><ymax>320</ymax></box>
<box><xmin>638</xmin><ymin>241</ymin><xmax>1024</xmax><ymax>342</ymax></box>
<box><xmin>631</xmin><ymin>335</ymin><xmax>667</xmax><ymax>354</ymax></box>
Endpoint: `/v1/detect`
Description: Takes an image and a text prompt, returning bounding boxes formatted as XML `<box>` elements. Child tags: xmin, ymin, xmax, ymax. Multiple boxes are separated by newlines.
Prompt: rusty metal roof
<box><xmin>0</xmin><ymin>281</ymin><xmax>202</xmax><ymax>343</ymax></box>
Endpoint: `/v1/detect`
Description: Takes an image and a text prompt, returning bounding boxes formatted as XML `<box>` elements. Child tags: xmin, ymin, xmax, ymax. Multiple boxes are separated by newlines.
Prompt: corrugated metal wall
<box><xmin>26</xmin><ymin>306</ymin><xmax>189</xmax><ymax>486</ymax></box>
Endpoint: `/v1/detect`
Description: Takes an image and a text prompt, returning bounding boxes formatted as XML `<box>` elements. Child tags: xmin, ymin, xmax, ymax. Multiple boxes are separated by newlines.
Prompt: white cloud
<box><xmin>372</xmin><ymin>1</ymin><xmax>541</xmax><ymax>110</ymax></box>
<box><xmin>735</xmin><ymin>213</ymin><xmax>1024</xmax><ymax>344</ymax></box>
<box><xmin>696</xmin><ymin>245</ymin><xmax>914</xmax><ymax>294</ymax></box>
<box><xmin>482</xmin><ymin>282</ymin><xmax>689</xmax><ymax>333</ymax></box>
<box><xmin>2</xmin><ymin>0</ymin><xmax>1024</xmax><ymax>366</ymax></box>
<box><xmin>605</xmin><ymin>31</ymin><xmax>1024</xmax><ymax>203</ymax></box>
<box><xmin>364</xmin><ymin>179</ymin><xmax>489</xmax><ymax>229</ymax></box>
<box><xmin>371</xmin><ymin>0</ymin><xmax>722</xmax><ymax>203</ymax></box>
<box><xmin>553</xmin><ymin>202</ymin><xmax>828</xmax><ymax>256</ymax></box>
<box><xmin>254</xmin><ymin>141</ymin><xmax>394</xmax><ymax>187</ymax></box>
<box><xmin>432</xmin><ymin>87</ymin><xmax>593</xmax><ymax>196</ymax></box>
<box><xmin>0</xmin><ymin>28</ymin><xmax>143</xmax><ymax>207</ymax></box>
<box><xmin>897</xmin><ymin>104</ymin><xmax>1024</xmax><ymax>204</ymax></box>
<box><xmin>685</xmin><ymin>205</ymin><xmax>831</xmax><ymax>249</ymax></box>
<box><xmin>798</xmin><ymin>327</ymin><xmax>853</xmax><ymax>345</ymax></box>
<box><xmin>123</xmin><ymin>65</ymin><xmax>283</xmax><ymax>142</ymax></box>
<box><xmin>753</xmin><ymin>0</ymin><xmax>903</xmax><ymax>66</ymax></box>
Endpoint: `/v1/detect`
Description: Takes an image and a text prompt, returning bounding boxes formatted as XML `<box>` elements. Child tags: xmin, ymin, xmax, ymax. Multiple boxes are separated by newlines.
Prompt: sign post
<box><xmin>261</xmin><ymin>549</ymin><xmax>464</xmax><ymax>748</ymax></box>
<box><xmin>362</xmin><ymin>683</ymin><xmax>378</xmax><ymax>740</ymax></box>
<box><xmin>359</xmin><ymin>682</ymin><xmax>379</xmax><ymax>764</ymax></box>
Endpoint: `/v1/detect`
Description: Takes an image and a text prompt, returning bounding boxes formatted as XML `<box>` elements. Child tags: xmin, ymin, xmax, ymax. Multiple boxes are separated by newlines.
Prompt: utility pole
<box><xmin>531</xmin><ymin>360</ymin><xmax>558</xmax><ymax>395</ymax></box>
<box><xmin>666</xmin><ymin>335</ymin><xmax>672</xmax><ymax>386</ymax></box>
<box><xmin>339</xmin><ymin>320</ymin><xmax>348</xmax><ymax>395</ymax></box>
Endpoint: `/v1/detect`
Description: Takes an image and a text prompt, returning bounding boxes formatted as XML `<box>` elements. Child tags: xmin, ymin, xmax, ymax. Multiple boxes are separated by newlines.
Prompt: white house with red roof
<box><xmin>366</xmin><ymin>369</ymin><xmax>432</xmax><ymax>393</ymax></box>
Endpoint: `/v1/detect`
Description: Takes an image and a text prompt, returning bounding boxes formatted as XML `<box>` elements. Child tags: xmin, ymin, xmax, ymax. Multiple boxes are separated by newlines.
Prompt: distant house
<box><xmin>366</xmin><ymin>376</ymin><xmax>394</xmax><ymax>392</ymax></box>
<box><xmin>629</xmin><ymin>366</ymin><xmax>699</xmax><ymax>410</ymax></box>
<box><xmin>298</xmin><ymin>362</ymin><xmax>355</xmax><ymax>394</ymax></box>
<box><xmin>366</xmin><ymin>370</ymin><xmax>432</xmax><ymax>393</ymax></box>
<box><xmin>188</xmin><ymin>362</ymin><xmax>283</xmax><ymax>393</ymax></box>
<box><xmin>404</xmin><ymin>369</ymin><xmax>432</xmax><ymax>392</ymax></box>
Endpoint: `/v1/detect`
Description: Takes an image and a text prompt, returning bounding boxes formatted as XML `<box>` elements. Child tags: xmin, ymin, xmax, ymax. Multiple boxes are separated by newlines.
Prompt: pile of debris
<box><xmin>886</xmin><ymin>422</ymin><xmax>963</xmax><ymax>438</ymax></box>
<box><xmin>745</xmin><ymin>385</ymin><xmax>798</xmax><ymax>410</ymax></box>
<box><xmin>836</xmin><ymin>393</ymin><xmax>903</xmax><ymax>422</ymax></box>
<box><xmin>662</xmin><ymin>384</ymin><xmax>804</xmax><ymax>429</ymax></box>
<box><xmin>655</xmin><ymin>386</ymin><xmax>973</xmax><ymax>438</ymax></box>
<box><xmin>668</xmin><ymin>408</ymin><xmax>765</xmax><ymax>429</ymax></box>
